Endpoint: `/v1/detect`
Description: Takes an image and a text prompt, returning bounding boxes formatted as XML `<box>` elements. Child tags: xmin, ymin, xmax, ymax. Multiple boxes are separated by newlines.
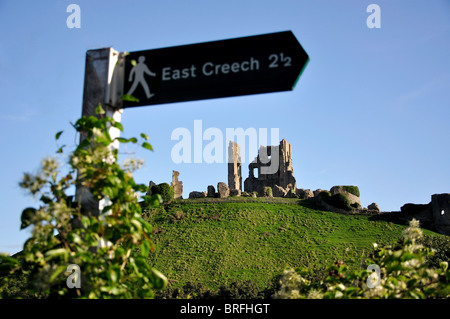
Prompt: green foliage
<box><xmin>287</xmin><ymin>187</ymin><xmax>297</xmax><ymax>198</ymax></box>
<box><xmin>151</xmin><ymin>183</ymin><xmax>174</xmax><ymax>203</ymax></box>
<box><xmin>343</xmin><ymin>186</ymin><xmax>360</xmax><ymax>197</ymax></box>
<box><xmin>0</xmin><ymin>107</ymin><xmax>167</xmax><ymax>299</ymax></box>
<box><xmin>216</xmin><ymin>280</ymin><xmax>264</xmax><ymax>299</ymax></box>
<box><xmin>321</xmin><ymin>192</ymin><xmax>352</xmax><ymax>211</ymax></box>
<box><xmin>156</xmin><ymin>280</ymin><xmax>265</xmax><ymax>299</ymax></box>
<box><xmin>330</xmin><ymin>194</ymin><xmax>351</xmax><ymax>211</ymax></box>
<box><xmin>273</xmin><ymin>219</ymin><xmax>450</xmax><ymax>299</ymax></box>
<box><xmin>321</xmin><ymin>187</ymin><xmax>360</xmax><ymax>208</ymax></box>
<box><xmin>264</xmin><ymin>187</ymin><xmax>272</xmax><ymax>197</ymax></box>
<box><xmin>419</xmin><ymin>235</ymin><xmax>450</xmax><ymax>269</ymax></box>
<box><xmin>319</xmin><ymin>190</ymin><xmax>331</xmax><ymax>200</ymax></box>
<box><xmin>156</xmin><ymin>281</ymin><xmax>215</xmax><ymax>299</ymax></box>
<box><xmin>0</xmin><ymin>271</ymin><xmax>47</xmax><ymax>299</ymax></box>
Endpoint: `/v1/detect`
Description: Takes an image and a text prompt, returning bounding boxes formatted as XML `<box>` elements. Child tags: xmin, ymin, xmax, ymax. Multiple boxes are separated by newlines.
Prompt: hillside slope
<box><xmin>143</xmin><ymin>198</ymin><xmax>440</xmax><ymax>293</ymax></box>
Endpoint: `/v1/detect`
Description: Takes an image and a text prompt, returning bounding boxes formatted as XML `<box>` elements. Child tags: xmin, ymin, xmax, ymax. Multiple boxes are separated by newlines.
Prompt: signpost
<box><xmin>122</xmin><ymin>31</ymin><xmax>309</xmax><ymax>108</ymax></box>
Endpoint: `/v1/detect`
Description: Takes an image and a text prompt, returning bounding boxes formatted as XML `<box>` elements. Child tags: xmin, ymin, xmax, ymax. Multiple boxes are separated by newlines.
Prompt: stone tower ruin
<box><xmin>171</xmin><ymin>170</ymin><xmax>183</xmax><ymax>199</ymax></box>
<box><xmin>243</xmin><ymin>139</ymin><xmax>296</xmax><ymax>195</ymax></box>
<box><xmin>227</xmin><ymin>141</ymin><xmax>242</xmax><ymax>192</ymax></box>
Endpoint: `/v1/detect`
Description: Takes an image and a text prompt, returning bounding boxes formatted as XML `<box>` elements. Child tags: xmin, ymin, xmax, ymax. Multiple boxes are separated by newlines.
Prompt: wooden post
<box><xmin>75</xmin><ymin>48</ymin><xmax>125</xmax><ymax>216</ymax></box>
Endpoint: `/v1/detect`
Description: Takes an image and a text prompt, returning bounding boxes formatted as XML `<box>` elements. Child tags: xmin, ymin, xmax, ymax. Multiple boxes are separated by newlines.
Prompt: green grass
<box><xmin>143</xmin><ymin>198</ymin><xmax>441</xmax><ymax>292</ymax></box>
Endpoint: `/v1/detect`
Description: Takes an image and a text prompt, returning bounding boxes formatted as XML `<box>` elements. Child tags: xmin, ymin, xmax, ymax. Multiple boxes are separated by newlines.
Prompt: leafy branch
<box><xmin>1</xmin><ymin>104</ymin><xmax>167</xmax><ymax>299</ymax></box>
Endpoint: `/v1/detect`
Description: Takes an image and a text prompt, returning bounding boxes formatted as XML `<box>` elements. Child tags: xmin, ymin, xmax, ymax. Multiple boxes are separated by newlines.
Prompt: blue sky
<box><xmin>0</xmin><ymin>0</ymin><xmax>449</xmax><ymax>254</ymax></box>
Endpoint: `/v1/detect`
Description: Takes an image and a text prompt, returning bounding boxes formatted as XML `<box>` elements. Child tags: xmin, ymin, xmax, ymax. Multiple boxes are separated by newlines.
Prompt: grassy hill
<box><xmin>143</xmin><ymin>197</ymin><xmax>443</xmax><ymax>296</ymax></box>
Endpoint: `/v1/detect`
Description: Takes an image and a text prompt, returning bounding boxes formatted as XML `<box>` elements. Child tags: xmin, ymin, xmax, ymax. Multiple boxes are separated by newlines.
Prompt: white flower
<box><xmin>402</xmin><ymin>259</ymin><xmax>421</xmax><ymax>269</ymax></box>
<box><xmin>307</xmin><ymin>289</ymin><xmax>324</xmax><ymax>299</ymax></box>
<box><xmin>335</xmin><ymin>291</ymin><xmax>343</xmax><ymax>298</ymax></box>
<box><xmin>364</xmin><ymin>285</ymin><xmax>384</xmax><ymax>298</ymax></box>
<box><xmin>123</xmin><ymin>157</ymin><xmax>145</xmax><ymax>172</ymax></box>
<box><xmin>409</xmin><ymin>218</ymin><xmax>420</xmax><ymax>228</ymax></box>
<box><xmin>402</xmin><ymin>219</ymin><xmax>423</xmax><ymax>243</ymax></box>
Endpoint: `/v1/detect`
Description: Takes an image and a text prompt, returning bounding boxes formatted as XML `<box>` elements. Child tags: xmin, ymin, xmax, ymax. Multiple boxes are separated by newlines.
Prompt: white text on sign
<box><xmin>161</xmin><ymin>53</ymin><xmax>291</xmax><ymax>81</ymax></box>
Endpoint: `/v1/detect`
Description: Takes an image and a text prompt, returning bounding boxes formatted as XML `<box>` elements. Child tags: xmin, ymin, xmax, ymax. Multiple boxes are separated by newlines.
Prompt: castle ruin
<box><xmin>227</xmin><ymin>139</ymin><xmax>297</xmax><ymax>196</ymax></box>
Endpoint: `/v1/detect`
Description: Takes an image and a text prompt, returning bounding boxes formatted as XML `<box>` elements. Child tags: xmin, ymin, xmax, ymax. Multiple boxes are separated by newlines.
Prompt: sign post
<box><xmin>76</xmin><ymin>48</ymin><xmax>125</xmax><ymax>217</ymax></box>
<box><xmin>122</xmin><ymin>31</ymin><xmax>309</xmax><ymax>107</ymax></box>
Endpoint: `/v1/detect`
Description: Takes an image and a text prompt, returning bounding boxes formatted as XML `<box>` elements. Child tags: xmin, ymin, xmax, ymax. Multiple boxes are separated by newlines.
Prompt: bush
<box><xmin>320</xmin><ymin>191</ymin><xmax>352</xmax><ymax>211</ymax></box>
<box><xmin>419</xmin><ymin>235</ymin><xmax>450</xmax><ymax>269</ymax></box>
<box><xmin>264</xmin><ymin>187</ymin><xmax>272</xmax><ymax>197</ymax></box>
<box><xmin>217</xmin><ymin>280</ymin><xmax>264</xmax><ymax>299</ymax></box>
<box><xmin>156</xmin><ymin>281</ymin><xmax>214</xmax><ymax>299</ymax></box>
<box><xmin>0</xmin><ymin>271</ymin><xmax>47</xmax><ymax>299</ymax></box>
<box><xmin>151</xmin><ymin>183</ymin><xmax>174</xmax><ymax>203</ymax></box>
<box><xmin>318</xmin><ymin>190</ymin><xmax>331</xmax><ymax>200</ymax></box>
<box><xmin>155</xmin><ymin>280</ymin><xmax>265</xmax><ymax>299</ymax></box>
<box><xmin>329</xmin><ymin>194</ymin><xmax>352</xmax><ymax>211</ymax></box>
<box><xmin>343</xmin><ymin>186</ymin><xmax>360</xmax><ymax>198</ymax></box>
<box><xmin>273</xmin><ymin>219</ymin><xmax>450</xmax><ymax>299</ymax></box>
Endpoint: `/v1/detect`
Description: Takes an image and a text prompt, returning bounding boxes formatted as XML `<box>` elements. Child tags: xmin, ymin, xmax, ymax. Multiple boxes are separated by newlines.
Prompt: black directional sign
<box><xmin>122</xmin><ymin>31</ymin><xmax>309</xmax><ymax>108</ymax></box>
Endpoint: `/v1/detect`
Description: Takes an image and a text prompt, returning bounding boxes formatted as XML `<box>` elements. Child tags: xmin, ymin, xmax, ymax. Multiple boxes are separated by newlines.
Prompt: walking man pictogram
<box><xmin>127</xmin><ymin>56</ymin><xmax>156</xmax><ymax>99</ymax></box>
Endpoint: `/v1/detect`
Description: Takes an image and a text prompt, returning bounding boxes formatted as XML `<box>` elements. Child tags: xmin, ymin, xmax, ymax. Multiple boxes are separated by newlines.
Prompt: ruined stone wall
<box><xmin>400</xmin><ymin>193</ymin><xmax>450</xmax><ymax>236</ymax></box>
<box><xmin>243</xmin><ymin>139</ymin><xmax>296</xmax><ymax>196</ymax></box>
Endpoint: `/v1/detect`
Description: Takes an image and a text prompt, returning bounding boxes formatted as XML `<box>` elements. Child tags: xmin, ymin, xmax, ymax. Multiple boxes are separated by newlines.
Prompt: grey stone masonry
<box><xmin>228</xmin><ymin>141</ymin><xmax>242</xmax><ymax>192</ymax></box>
